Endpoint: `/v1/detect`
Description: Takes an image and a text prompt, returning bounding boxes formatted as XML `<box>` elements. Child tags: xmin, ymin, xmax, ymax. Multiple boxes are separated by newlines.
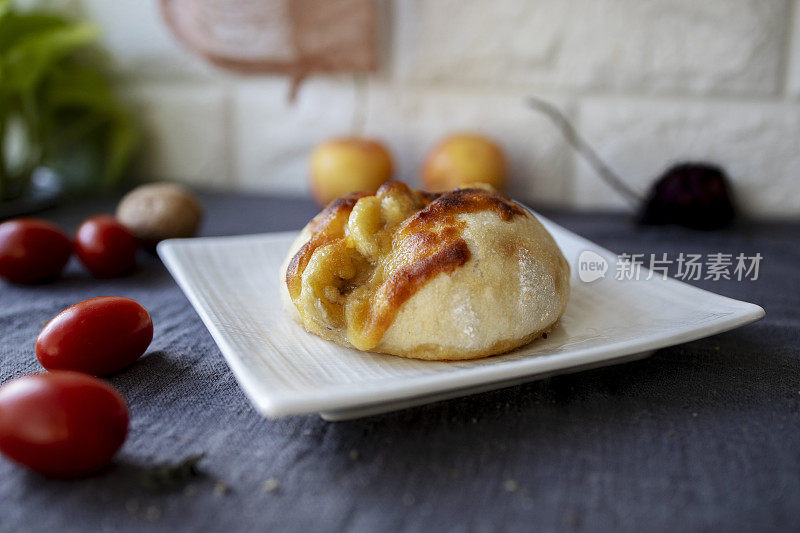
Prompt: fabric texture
<box><xmin>0</xmin><ymin>192</ymin><xmax>797</xmax><ymax>532</ymax></box>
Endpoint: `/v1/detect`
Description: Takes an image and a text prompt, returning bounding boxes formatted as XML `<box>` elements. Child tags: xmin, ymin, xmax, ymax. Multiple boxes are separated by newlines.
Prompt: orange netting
<box><xmin>160</xmin><ymin>0</ymin><xmax>378</xmax><ymax>95</ymax></box>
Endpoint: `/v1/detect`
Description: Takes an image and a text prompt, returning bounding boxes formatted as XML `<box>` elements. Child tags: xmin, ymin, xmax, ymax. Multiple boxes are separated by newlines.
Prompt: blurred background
<box><xmin>2</xmin><ymin>0</ymin><xmax>799</xmax><ymax>219</ymax></box>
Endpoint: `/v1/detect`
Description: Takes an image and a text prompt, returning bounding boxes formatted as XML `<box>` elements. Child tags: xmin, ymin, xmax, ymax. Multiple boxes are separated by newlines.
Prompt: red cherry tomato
<box><xmin>75</xmin><ymin>215</ymin><xmax>139</xmax><ymax>278</ymax></box>
<box><xmin>0</xmin><ymin>371</ymin><xmax>129</xmax><ymax>478</ymax></box>
<box><xmin>36</xmin><ymin>297</ymin><xmax>153</xmax><ymax>376</ymax></box>
<box><xmin>0</xmin><ymin>218</ymin><xmax>72</xmax><ymax>284</ymax></box>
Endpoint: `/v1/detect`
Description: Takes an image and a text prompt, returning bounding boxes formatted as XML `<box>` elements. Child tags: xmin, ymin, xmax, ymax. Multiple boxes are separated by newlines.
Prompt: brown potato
<box><xmin>116</xmin><ymin>183</ymin><xmax>203</xmax><ymax>246</ymax></box>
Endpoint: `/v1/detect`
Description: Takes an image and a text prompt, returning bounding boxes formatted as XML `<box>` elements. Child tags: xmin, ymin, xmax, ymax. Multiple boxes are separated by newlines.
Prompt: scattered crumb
<box><xmin>145</xmin><ymin>506</ymin><xmax>161</xmax><ymax>522</ymax></box>
<box><xmin>183</xmin><ymin>484</ymin><xmax>198</xmax><ymax>497</ymax></box>
<box><xmin>349</xmin><ymin>449</ymin><xmax>359</xmax><ymax>461</ymax></box>
<box><xmin>668</xmin><ymin>429</ymin><xmax>676</xmax><ymax>436</ymax></box>
<box><xmin>471</xmin><ymin>418</ymin><xmax>477</xmax><ymax>424</ymax></box>
<box><xmin>141</xmin><ymin>453</ymin><xmax>203</xmax><ymax>491</ymax></box>
<box><xmin>450</xmin><ymin>469</ymin><xmax>460</xmax><ymax>479</ymax></box>
<box><xmin>125</xmin><ymin>499</ymin><xmax>140</xmax><ymax>515</ymax></box>
<box><xmin>692</xmin><ymin>412</ymin><xmax>698</xmax><ymax>417</ymax></box>
<box><xmin>714</xmin><ymin>346</ymin><xmax>720</xmax><ymax>351</ymax></box>
<box><xmin>213</xmin><ymin>482</ymin><xmax>230</xmax><ymax>496</ymax></box>
<box><xmin>503</xmin><ymin>479</ymin><xmax>519</xmax><ymax>492</ymax></box>
<box><xmin>263</xmin><ymin>477</ymin><xmax>280</xmax><ymax>493</ymax></box>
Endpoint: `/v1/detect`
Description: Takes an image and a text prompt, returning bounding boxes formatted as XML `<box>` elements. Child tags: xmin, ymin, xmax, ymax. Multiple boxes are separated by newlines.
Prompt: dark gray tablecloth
<box><xmin>0</xmin><ymin>192</ymin><xmax>798</xmax><ymax>532</ymax></box>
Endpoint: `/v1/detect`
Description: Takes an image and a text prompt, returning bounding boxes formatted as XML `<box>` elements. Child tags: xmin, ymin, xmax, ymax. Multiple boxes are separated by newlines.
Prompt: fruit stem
<box><xmin>527</xmin><ymin>97</ymin><xmax>641</xmax><ymax>206</ymax></box>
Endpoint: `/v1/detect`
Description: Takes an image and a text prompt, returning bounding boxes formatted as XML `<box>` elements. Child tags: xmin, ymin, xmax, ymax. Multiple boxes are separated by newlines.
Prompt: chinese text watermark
<box><xmin>578</xmin><ymin>251</ymin><xmax>762</xmax><ymax>283</ymax></box>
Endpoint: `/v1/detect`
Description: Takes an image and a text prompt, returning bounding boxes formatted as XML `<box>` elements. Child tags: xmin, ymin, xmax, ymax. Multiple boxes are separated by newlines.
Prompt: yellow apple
<box><xmin>422</xmin><ymin>133</ymin><xmax>507</xmax><ymax>192</ymax></box>
<box><xmin>309</xmin><ymin>138</ymin><xmax>394</xmax><ymax>205</ymax></box>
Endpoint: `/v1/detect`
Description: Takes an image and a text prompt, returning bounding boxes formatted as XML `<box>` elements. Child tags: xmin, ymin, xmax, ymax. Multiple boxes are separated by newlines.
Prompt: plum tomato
<box><xmin>0</xmin><ymin>218</ymin><xmax>72</xmax><ymax>284</ymax></box>
<box><xmin>0</xmin><ymin>371</ymin><xmax>129</xmax><ymax>477</ymax></box>
<box><xmin>36</xmin><ymin>297</ymin><xmax>153</xmax><ymax>376</ymax></box>
<box><xmin>75</xmin><ymin>215</ymin><xmax>139</xmax><ymax>278</ymax></box>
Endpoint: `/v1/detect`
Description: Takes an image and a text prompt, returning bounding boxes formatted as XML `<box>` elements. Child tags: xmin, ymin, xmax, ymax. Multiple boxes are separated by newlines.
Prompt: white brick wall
<box><xmin>122</xmin><ymin>83</ymin><xmax>230</xmax><ymax>187</ymax></box>
<box><xmin>573</xmin><ymin>98</ymin><xmax>800</xmax><ymax>216</ymax></box>
<box><xmin>363</xmin><ymin>85</ymin><xmax>575</xmax><ymax>205</ymax></box>
<box><xmin>789</xmin><ymin>0</ymin><xmax>800</xmax><ymax>98</ymax></box>
<box><xmin>233</xmin><ymin>78</ymin><xmax>357</xmax><ymax>194</ymax></box>
<box><xmin>77</xmin><ymin>0</ymin><xmax>800</xmax><ymax>218</ymax></box>
<box><xmin>393</xmin><ymin>0</ymin><xmax>786</xmax><ymax>96</ymax></box>
<box><xmin>81</xmin><ymin>0</ymin><xmax>217</xmax><ymax>80</ymax></box>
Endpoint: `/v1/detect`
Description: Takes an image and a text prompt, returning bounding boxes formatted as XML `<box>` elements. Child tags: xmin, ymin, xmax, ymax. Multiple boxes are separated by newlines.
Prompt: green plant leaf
<box><xmin>103</xmin><ymin>111</ymin><xmax>139</xmax><ymax>186</ymax></box>
<box><xmin>3</xmin><ymin>21</ymin><xmax>99</xmax><ymax>91</ymax></box>
<box><xmin>0</xmin><ymin>12</ymin><xmax>67</xmax><ymax>53</ymax></box>
<box><xmin>0</xmin><ymin>4</ymin><xmax>139</xmax><ymax>201</ymax></box>
<box><xmin>42</xmin><ymin>62</ymin><xmax>114</xmax><ymax>112</ymax></box>
<box><xmin>41</xmin><ymin>62</ymin><xmax>140</xmax><ymax>186</ymax></box>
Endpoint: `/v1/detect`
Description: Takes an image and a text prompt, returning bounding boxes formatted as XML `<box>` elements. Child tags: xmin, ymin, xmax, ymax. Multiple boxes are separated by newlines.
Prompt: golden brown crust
<box><xmin>402</xmin><ymin>187</ymin><xmax>526</xmax><ymax>233</ymax></box>
<box><xmin>283</xmin><ymin>182</ymin><xmax>563</xmax><ymax>359</ymax></box>
<box><xmin>357</xmin><ymin>188</ymin><xmax>528</xmax><ymax>346</ymax></box>
<box><xmin>358</xmin><ymin>228</ymin><xmax>472</xmax><ymax>345</ymax></box>
<box><xmin>285</xmin><ymin>191</ymin><xmax>368</xmax><ymax>300</ymax></box>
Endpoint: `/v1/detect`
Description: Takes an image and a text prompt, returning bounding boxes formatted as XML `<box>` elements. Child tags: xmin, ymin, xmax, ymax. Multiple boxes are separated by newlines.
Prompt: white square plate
<box><xmin>158</xmin><ymin>214</ymin><xmax>764</xmax><ymax>420</ymax></box>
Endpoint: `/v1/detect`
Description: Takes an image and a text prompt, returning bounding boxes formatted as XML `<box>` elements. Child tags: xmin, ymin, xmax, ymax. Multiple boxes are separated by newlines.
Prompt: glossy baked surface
<box><xmin>283</xmin><ymin>183</ymin><xmax>568</xmax><ymax>359</ymax></box>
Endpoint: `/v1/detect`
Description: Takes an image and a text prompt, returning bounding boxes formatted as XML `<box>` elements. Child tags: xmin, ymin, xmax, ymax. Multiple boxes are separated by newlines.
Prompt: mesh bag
<box><xmin>161</xmin><ymin>0</ymin><xmax>378</xmax><ymax>93</ymax></box>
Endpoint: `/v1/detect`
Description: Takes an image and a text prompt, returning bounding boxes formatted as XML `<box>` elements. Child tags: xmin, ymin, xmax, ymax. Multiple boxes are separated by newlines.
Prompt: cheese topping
<box><xmin>285</xmin><ymin>182</ymin><xmax>527</xmax><ymax>350</ymax></box>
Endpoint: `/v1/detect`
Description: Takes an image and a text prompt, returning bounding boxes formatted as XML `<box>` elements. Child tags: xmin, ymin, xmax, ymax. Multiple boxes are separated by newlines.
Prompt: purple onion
<box><xmin>639</xmin><ymin>163</ymin><xmax>736</xmax><ymax>229</ymax></box>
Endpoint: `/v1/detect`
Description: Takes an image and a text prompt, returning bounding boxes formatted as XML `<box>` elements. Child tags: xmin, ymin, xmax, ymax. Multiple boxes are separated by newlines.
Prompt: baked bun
<box><xmin>281</xmin><ymin>182</ymin><xmax>570</xmax><ymax>360</ymax></box>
